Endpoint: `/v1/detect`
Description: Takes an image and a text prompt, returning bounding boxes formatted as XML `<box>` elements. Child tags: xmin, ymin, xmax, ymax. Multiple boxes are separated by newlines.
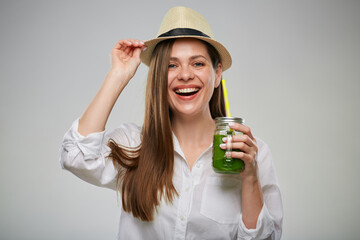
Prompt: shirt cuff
<box><xmin>238</xmin><ymin>203</ymin><xmax>275</xmax><ymax>240</ymax></box>
<box><xmin>61</xmin><ymin>118</ymin><xmax>106</xmax><ymax>161</ymax></box>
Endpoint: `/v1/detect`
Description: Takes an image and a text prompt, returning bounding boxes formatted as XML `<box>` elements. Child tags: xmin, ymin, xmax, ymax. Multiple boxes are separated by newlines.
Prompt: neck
<box><xmin>171</xmin><ymin>110</ymin><xmax>215</xmax><ymax>147</ymax></box>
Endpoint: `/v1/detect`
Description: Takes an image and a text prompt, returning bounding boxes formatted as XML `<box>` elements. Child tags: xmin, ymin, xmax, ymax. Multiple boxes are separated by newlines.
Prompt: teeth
<box><xmin>175</xmin><ymin>88</ymin><xmax>199</xmax><ymax>93</ymax></box>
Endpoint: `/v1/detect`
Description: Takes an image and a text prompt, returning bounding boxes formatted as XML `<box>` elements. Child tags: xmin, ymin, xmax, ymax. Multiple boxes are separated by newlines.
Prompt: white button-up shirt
<box><xmin>60</xmin><ymin>119</ymin><xmax>283</xmax><ymax>240</ymax></box>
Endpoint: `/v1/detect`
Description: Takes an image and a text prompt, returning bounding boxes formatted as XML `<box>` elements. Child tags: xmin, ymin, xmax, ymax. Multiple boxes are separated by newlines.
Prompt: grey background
<box><xmin>1</xmin><ymin>0</ymin><xmax>359</xmax><ymax>239</ymax></box>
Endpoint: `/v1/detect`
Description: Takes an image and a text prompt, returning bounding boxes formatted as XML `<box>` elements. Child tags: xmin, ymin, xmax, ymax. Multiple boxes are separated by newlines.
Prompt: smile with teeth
<box><xmin>175</xmin><ymin>87</ymin><xmax>200</xmax><ymax>96</ymax></box>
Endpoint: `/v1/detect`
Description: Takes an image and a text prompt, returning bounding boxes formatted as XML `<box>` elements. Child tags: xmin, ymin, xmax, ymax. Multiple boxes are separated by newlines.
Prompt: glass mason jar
<box><xmin>213</xmin><ymin>117</ymin><xmax>245</xmax><ymax>174</ymax></box>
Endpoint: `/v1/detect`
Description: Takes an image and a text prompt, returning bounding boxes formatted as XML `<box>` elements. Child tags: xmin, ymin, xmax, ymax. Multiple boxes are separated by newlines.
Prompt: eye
<box><xmin>194</xmin><ymin>62</ymin><xmax>204</xmax><ymax>67</ymax></box>
<box><xmin>168</xmin><ymin>63</ymin><xmax>177</xmax><ymax>69</ymax></box>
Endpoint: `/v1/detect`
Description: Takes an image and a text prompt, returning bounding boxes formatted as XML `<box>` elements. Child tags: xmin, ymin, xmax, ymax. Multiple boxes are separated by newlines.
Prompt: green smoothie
<box><xmin>213</xmin><ymin>134</ymin><xmax>244</xmax><ymax>174</ymax></box>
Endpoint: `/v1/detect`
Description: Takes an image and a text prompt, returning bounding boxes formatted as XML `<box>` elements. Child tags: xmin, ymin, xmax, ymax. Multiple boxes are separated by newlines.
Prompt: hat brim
<box><xmin>140</xmin><ymin>36</ymin><xmax>232</xmax><ymax>71</ymax></box>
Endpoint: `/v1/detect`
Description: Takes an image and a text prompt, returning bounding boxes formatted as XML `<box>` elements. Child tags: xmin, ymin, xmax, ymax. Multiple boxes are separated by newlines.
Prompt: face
<box><xmin>167</xmin><ymin>38</ymin><xmax>222</xmax><ymax>118</ymax></box>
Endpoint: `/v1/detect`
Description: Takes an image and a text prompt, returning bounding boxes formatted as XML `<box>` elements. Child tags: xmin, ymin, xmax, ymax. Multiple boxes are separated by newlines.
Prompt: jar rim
<box><xmin>215</xmin><ymin>116</ymin><xmax>244</xmax><ymax>124</ymax></box>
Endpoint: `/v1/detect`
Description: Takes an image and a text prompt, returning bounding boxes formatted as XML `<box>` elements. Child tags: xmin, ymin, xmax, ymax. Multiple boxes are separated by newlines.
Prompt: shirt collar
<box><xmin>172</xmin><ymin>132</ymin><xmax>185</xmax><ymax>159</ymax></box>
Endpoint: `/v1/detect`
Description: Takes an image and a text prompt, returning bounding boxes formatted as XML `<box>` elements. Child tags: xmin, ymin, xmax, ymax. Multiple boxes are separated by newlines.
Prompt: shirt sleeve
<box><xmin>59</xmin><ymin>118</ymin><xmax>141</xmax><ymax>190</ymax></box>
<box><xmin>237</xmin><ymin>138</ymin><xmax>283</xmax><ymax>240</ymax></box>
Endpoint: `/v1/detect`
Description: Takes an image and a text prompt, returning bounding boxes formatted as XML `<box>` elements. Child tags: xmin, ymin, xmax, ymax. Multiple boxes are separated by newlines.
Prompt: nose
<box><xmin>177</xmin><ymin>65</ymin><xmax>194</xmax><ymax>81</ymax></box>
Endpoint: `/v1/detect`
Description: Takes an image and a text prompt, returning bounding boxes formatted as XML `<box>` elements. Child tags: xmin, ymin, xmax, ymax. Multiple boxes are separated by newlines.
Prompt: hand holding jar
<box><xmin>217</xmin><ymin>118</ymin><xmax>258</xmax><ymax>178</ymax></box>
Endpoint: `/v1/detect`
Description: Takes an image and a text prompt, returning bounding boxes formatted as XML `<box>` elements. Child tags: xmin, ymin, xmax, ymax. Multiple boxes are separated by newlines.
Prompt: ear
<box><xmin>214</xmin><ymin>62</ymin><xmax>223</xmax><ymax>88</ymax></box>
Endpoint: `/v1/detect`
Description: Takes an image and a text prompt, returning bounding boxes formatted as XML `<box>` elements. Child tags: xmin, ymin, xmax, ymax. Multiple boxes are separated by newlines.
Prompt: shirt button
<box><xmin>180</xmin><ymin>215</ymin><xmax>185</xmax><ymax>221</ymax></box>
<box><xmin>185</xmin><ymin>187</ymin><xmax>189</xmax><ymax>192</ymax></box>
<box><xmin>196</xmin><ymin>163</ymin><xmax>201</xmax><ymax>168</ymax></box>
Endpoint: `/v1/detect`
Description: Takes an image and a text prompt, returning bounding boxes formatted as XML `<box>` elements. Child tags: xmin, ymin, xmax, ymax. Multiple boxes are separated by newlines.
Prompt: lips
<box><xmin>172</xmin><ymin>84</ymin><xmax>201</xmax><ymax>101</ymax></box>
<box><xmin>175</xmin><ymin>87</ymin><xmax>200</xmax><ymax>96</ymax></box>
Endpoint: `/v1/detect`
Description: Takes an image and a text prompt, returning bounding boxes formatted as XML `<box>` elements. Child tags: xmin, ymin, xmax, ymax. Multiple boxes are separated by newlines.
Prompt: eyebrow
<box><xmin>169</xmin><ymin>55</ymin><xmax>207</xmax><ymax>61</ymax></box>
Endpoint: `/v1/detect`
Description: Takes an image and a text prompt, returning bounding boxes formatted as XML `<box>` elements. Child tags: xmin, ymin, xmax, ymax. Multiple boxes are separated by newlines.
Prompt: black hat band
<box><xmin>157</xmin><ymin>28</ymin><xmax>210</xmax><ymax>38</ymax></box>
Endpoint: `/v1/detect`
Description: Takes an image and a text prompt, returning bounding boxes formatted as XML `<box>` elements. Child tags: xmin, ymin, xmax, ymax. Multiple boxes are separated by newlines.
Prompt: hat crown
<box><xmin>157</xmin><ymin>6</ymin><xmax>214</xmax><ymax>39</ymax></box>
<box><xmin>141</xmin><ymin>6</ymin><xmax>232</xmax><ymax>71</ymax></box>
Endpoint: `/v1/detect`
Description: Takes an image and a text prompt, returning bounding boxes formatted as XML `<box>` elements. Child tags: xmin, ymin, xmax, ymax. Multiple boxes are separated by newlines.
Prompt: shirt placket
<box><xmin>173</xmin><ymin>160</ymin><xmax>204</xmax><ymax>240</ymax></box>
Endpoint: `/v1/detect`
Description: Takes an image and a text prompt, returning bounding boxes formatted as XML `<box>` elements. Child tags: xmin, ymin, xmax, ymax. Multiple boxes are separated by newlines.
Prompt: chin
<box><xmin>171</xmin><ymin>106</ymin><xmax>209</xmax><ymax>118</ymax></box>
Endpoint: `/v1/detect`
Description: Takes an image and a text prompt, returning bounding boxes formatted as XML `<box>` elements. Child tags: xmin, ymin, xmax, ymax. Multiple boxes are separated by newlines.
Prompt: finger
<box><xmin>123</xmin><ymin>45</ymin><xmax>133</xmax><ymax>56</ymax></box>
<box><xmin>126</xmin><ymin>39</ymin><xmax>145</xmax><ymax>47</ymax></box>
<box><xmin>229</xmin><ymin>151</ymin><xmax>256</xmax><ymax>164</ymax></box>
<box><xmin>123</xmin><ymin>39</ymin><xmax>135</xmax><ymax>46</ymax></box>
<box><xmin>231</xmin><ymin>134</ymin><xmax>257</xmax><ymax>148</ymax></box>
<box><xmin>231</xmin><ymin>142</ymin><xmax>252</xmax><ymax>153</ymax></box>
<box><xmin>113</xmin><ymin>41</ymin><xmax>122</xmax><ymax>49</ymax></box>
<box><xmin>228</xmin><ymin>123</ymin><xmax>255</xmax><ymax>140</ymax></box>
<box><xmin>121</xmin><ymin>40</ymin><xmax>145</xmax><ymax>55</ymax></box>
<box><xmin>114</xmin><ymin>40</ymin><xmax>130</xmax><ymax>49</ymax></box>
<box><xmin>114</xmin><ymin>39</ymin><xmax>144</xmax><ymax>50</ymax></box>
<box><xmin>220</xmin><ymin>141</ymin><xmax>255</xmax><ymax>156</ymax></box>
<box><xmin>222</xmin><ymin>135</ymin><xmax>256</xmax><ymax>150</ymax></box>
<box><xmin>132</xmin><ymin>46</ymin><xmax>143</xmax><ymax>59</ymax></box>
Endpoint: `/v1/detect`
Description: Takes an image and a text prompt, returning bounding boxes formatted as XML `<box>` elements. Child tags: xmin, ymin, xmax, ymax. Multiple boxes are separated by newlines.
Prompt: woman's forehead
<box><xmin>171</xmin><ymin>38</ymin><xmax>210</xmax><ymax>58</ymax></box>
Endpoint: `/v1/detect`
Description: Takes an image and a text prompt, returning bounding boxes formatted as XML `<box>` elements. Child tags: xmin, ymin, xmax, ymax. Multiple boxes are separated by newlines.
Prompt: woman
<box><xmin>60</xmin><ymin>6</ymin><xmax>283</xmax><ymax>240</ymax></box>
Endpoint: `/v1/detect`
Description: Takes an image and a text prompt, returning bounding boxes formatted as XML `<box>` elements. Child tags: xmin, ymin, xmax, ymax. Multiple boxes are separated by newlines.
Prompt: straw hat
<box><xmin>140</xmin><ymin>6</ymin><xmax>232</xmax><ymax>71</ymax></box>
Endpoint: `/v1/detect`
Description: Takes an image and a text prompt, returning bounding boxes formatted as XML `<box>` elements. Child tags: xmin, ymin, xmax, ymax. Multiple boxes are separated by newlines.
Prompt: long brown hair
<box><xmin>108</xmin><ymin>39</ymin><xmax>225</xmax><ymax>221</ymax></box>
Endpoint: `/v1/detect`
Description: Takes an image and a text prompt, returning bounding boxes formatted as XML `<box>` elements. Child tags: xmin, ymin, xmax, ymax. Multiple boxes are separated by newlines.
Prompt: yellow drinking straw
<box><xmin>221</xmin><ymin>79</ymin><xmax>231</xmax><ymax>117</ymax></box>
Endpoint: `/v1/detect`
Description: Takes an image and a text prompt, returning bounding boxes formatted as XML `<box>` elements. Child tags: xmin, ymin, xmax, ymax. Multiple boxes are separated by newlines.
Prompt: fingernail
<box><xmin>229</xmin><ymin>122</ymin><xmax>235</xmax><ymax>127</ymax></box>
<box><xmin>142</xmin><ymin>47</ymin><xmax>147</xmax><ymax>52</ymax></box>
<box><xmin>222</xmin><ymin>137</ymin><xmax>227</xmax><ymax>142</ymax></box>
<box><xmin>219</xmin><ymin>143</ymin><xmax>226</xmax><ymax>148</ymax></box>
